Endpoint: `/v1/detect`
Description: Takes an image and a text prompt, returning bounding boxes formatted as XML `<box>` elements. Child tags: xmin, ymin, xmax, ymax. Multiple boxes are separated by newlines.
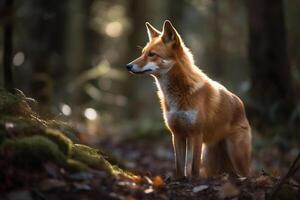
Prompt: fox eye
<box><xmin>148</xmin><ymin>52</ymin><xmax>156</xmax><ymax>57</ymax></box>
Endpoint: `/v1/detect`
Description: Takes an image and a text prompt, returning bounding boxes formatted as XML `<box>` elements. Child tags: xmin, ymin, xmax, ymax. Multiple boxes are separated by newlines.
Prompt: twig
<box><xmin>268</xmin><ymin>152</ymin><xmax>300</xmax><ymax>200</ymax></box>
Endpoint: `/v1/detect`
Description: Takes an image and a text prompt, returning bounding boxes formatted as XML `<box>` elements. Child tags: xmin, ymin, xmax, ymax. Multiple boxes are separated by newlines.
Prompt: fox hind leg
<box><xmin>225</xmin><ymin>128</ymin><xmax>251</xmax><ymax>177</ymax></box>
<box><xmin>202</xmin><ymin>141</ymin><xmax>235</xmax><ymax>176</ymax></box>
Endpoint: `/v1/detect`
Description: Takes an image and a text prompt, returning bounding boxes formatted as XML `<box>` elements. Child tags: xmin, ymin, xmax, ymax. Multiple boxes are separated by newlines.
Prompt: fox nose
<box><xmin>126</xmin><ymin>64</ymin><xmax>133</xmax><ymax>71</ymax></box>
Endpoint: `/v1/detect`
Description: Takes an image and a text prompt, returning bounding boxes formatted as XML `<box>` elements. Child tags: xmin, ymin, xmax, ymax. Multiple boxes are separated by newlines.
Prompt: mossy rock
<box><xmin>45</xmin><ymin>128</ymin><xmax>73</xmax><ymax>155</ymax></box>
<box><xmin>47</xmin><ymin>120</ymin><xmax>80</xmax><ymax>143</ymax></box>
<box><xmin>0</xmin><ymin>135</ymin><xmax>66</xmax><ymax>168</ymax></box>
<box><xmin>71</xmin><ymin>144</ymin><xmax>128</xmax><ymax>177</ymax></box>
<box><xmin>0</xmin><ymin>89</ymin><xmax>33</xmax><ymax>117</ymax></box>
<box><xmin>66</xmin><ymin>158</ymin><xmax>90</xmax><ymax>172</ymax></box>
<box><xmin>0</xmin><ymin>90</ymin><xmax>128</xmax><ymax>177</ymax></box>
<box><xmin>0</xmin><ymin>116</ymin><xmax>45</xmax><ymax>138</ymax></box>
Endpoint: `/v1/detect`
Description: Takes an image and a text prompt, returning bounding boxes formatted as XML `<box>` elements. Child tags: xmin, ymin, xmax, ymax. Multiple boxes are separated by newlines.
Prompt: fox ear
<box><xmin>145</xmin><ymin>22</ymin><xmax>160</xmax><ymax>40</ymax></box>
<box><xmin>162</xmin><ymin>20</ymin><xmax>181</xmax><ymax>46</ymax></box>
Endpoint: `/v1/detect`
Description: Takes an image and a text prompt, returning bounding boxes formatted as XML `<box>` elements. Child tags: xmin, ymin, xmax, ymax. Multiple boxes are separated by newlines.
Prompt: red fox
<box><xmin>126</xmin><ymin>20</ymin><xmax>251</xmax><ymax>178</ymax></box>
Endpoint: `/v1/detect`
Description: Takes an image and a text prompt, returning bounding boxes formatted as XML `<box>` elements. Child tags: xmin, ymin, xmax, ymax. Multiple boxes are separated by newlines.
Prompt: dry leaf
<box><xmin>256</xmin><ymin>175</ymin><xmax>273</xmax><ymax>187</ymax></box>
<box><xmin>271</xmin><ymin>168</ymin><xmax>281</xmax><ymax>177</ymax></box>
<box><xmin>144</xmin><ymin>176</ymin><xmax>153</xmax><ymax>184</ymax></box>
<box><xmin>217</xmin><ymin>182</ymin><xmax>239</xmax><ymax>199</ymax></box>
<box><xmin>144</xmin><ymin>187</ymin><xmax>154</xmax><ymax>194</ymax></box>
<box><xmin>131</xmin><ymin>175</ymin><xmax>143</xmax><ymax>184</ymax></box>
<box><xmin>125</xmin><ymin>196</ymin><xmax>136</xmax><ymax>200</ymax></box>
<box><xmin>152</xmin><ymin>176</ymin><xmax>165</xmax><ymax>188</ymax></box>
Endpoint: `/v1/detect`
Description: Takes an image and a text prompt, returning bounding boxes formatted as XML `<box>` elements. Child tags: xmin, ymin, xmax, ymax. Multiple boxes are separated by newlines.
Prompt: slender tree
<box><xmin>3</xmin><ymin>0</ymin><xmax>14</xmax><ymax>93</ymax></box>
<box><xmin>246</xmin><ymin>0</ymin><xmax>294</xmax><ymax>123</ymax></box>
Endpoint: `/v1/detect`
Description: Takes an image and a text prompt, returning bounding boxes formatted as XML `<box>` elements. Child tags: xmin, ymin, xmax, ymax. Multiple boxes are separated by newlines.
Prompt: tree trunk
<box><xmin>64</xmin><ymin>0</ymin><xmax>90</xmax><ymax>119</ymax></box>
<box><xmin>125</xmin><ymin>0</ymin><xmax>151</xmax><ymax>119</ymax></box>
<box><xmin>210</xmin><ymin>0</ymin><xmax>224</xmax><ymax>79</ymax></box>
<box><xmin>3</xmin><ymin>0</ymin><xmax>14</xmax><ymax>93</ymax></box>
<box><xmin>246</xmin><ymin>0</ymin><xmax>294</xmax><ymax>123</ymax></box>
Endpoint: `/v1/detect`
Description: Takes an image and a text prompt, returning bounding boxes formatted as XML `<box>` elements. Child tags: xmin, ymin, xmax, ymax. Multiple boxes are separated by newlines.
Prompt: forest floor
<box><xmin>0</xmin><ymin>90</ymin><xmax>299</xmax><ymax>200</ymax></box>
<box><xmin>2</xmin><ymin>134</ymin><xmax>300</xmax><ymax>200</ymax></box>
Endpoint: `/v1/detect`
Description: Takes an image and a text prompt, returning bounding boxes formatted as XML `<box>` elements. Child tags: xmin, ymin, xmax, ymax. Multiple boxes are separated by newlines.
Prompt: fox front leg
<box><xmin>172</xmin><ymin>134</ymin><xmax>187</xmax><ymax>178</ymax></box>
<box><xmin>190</xmin><ymin>134</ymin><xmax>202</xmax><ymax>177</ymax></box>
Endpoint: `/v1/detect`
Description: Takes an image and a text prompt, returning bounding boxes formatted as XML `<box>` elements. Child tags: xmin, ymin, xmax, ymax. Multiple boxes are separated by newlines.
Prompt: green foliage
<box><xmin>1</xmin><ymin>136</ymin><xmax>66</xmax><ymax>168</ymax></box>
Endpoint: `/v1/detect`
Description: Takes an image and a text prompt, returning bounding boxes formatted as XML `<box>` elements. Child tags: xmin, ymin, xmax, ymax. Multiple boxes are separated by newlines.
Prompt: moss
<box><xmin>45</xmin><ymin>128</ymin><xmax>73</xmax><ymax>155</ymax></box>
<box><xmin>47</xmin><ymin>120</ymin><xmax>80</xmax><ymax>143</ymax></box>
<box><xmin>71</xmin><ymin>144</ymin><xmax>128</xmax><ymax>177</ymax></box>
<box><xmin>0</xmin><ymin>90</ymin><xmax>129</xmax><ymax>177</ymax></box>
<box><xmin>0</xmin><ymin>89</ymin><xmax>33</xmax><ymax>117</ymax></box>
<box><xmin>66</xmin><ymin>159</ymin><xmax>90</xmax><ymax>172</ymax></box>
<box><xmin>1</xmin><ymin>135</ymin><xmax>66</xmax><ymax>168</ymax></box>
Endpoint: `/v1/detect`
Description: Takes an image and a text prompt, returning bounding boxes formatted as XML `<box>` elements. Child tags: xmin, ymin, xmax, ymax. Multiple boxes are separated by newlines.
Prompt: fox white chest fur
<box><xmin>156</xmin><ymin>76</ymin><xmax>198</xmax><ymax>128</ymax></box>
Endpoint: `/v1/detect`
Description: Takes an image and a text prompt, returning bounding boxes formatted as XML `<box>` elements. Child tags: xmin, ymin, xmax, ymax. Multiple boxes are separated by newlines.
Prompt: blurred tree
<box><xmin>246</xmin><ymin>0</ymin><xmax>295</xmax><ymax>124</ymax></box>
<box><xmin>2</xmin><ymin>0</ymin><xmax>14</xmax><ymax>93</ymax></box>
<box><xmin>14</xmin><ymin>0</ymin><xmax>67</xmax><ymax>110</ymax></box>
<box><xmin>208</xmin><ymin>0</ymin><xmax>224</xmax><ymax>79</ymax></box>
<box><xmin>125</xmin><ymin>0</ymin><xmax>152</xmax><ymax>119</ymax></box>
<box><xmin>64</xmin><ymin>0</ymin><xmax>91</xmax><ymax>119</ymax></box>
<box><xmin>167</xmin><ymin>0</ymin><xmax>186</xmax><ymax>29</ymax></box>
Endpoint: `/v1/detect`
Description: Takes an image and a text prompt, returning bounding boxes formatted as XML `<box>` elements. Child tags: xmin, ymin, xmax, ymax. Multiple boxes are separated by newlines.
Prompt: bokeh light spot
<box><xmin>13</xmin><ymin>52</ymin><xmax>25</xmax><ymax>66</ymax></box>
<box><xmin>105</xmin><ymin>21</ymin><xmax>123</xmax><ymax>38</ymax></box>
<box><xmin>84</xmin><ymin>108</ymin><xmax>98</xmax><ymax>120</ymax></box>
<box><xmin>61</xmin><ymin>104</ymin><xmax>72</xmax><ymax>116</ymax></box>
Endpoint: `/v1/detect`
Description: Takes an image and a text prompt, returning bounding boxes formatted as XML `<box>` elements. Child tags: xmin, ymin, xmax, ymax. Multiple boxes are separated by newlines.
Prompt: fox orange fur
<box><xmin>126</xmin><ymin>20</ymin><xmax>251</xmax><ymax>178</ymax></box>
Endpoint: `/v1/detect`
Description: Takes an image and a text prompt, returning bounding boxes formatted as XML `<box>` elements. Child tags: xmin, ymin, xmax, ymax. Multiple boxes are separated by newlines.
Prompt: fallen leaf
<box><xmin>152</xmin><ymin>176</ymin><xmax>165</xmax><ymax>188</ymax></box>
<box><xmin>256</xmin><ymin>175</ymin><xmax>274</xmax><ymax>187</ymax></box>
<box><xmin>238</xmin><ymin>177</ymin><xmax>247</xmax><ymax>181</ymax></box>
<box><xmin>144</xmin><ymin>187</ymin><xmax>154</xmax><ymax>194</ymax></box>
<box><xmin>271</xmin><ymin>168</ymin><xmax>281</xmax><ymax>177</ymax></box>
<box><xmin>144</xmin><ymin>176</ymin><xmax>153</xmax><ymax>184</ymax></box>
<box><xmin>192</xmin><ymin>185</ymin><xmax>209</xmax><ymax>193</ymax></box>
<box><xmin>217</xmin><ymin>182</ymin><xmax>239</xmax><ymax>199</ymax></box>
<box><xmin>132</xmin><ymin>175</ymin><xmax>143</xmax><ymax>184</ymax></box>
<box><xmin>125</xmin><ymin>196</ymin><xmax>136</xmax><ymax>200</ymax></box>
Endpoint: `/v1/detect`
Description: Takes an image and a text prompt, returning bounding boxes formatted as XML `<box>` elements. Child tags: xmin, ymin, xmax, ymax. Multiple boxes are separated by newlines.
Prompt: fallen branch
<box><xmin>268</xmin><ymin>152</ymin><xmax>300</xmax><ymax>200</ymax></box>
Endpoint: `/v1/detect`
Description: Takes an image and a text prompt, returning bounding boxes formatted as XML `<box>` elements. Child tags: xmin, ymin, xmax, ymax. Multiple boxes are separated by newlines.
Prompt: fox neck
<box><xmin>154</xmin><ymin>56</ymin><xmax>206</xmax><ymax>108</ymax></box>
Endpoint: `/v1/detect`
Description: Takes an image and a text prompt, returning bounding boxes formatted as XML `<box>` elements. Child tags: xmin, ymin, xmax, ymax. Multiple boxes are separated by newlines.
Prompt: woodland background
<box><xmin>0</xmin><ymin>0</ymin><xmax>300</xmax><ymax>199</ymax></box>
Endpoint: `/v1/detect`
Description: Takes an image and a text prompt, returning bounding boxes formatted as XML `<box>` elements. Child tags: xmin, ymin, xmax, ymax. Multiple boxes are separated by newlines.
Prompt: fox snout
<box><xmin>125</xmin><ymin>62</ymin><xmax>156</xmax><ymax>74</ymax></box>
<box><xmin>126</xmin><ymin>64</ymin><xmax>133</xmax><ymax>71</ymax></box>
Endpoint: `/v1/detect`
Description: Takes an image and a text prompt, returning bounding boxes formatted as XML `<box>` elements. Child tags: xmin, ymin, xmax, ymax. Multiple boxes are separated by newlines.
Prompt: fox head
<box><xmin>126</xmin><ymin>20</ymin><xmax>192</xmax><ymax>76</ymax></box>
